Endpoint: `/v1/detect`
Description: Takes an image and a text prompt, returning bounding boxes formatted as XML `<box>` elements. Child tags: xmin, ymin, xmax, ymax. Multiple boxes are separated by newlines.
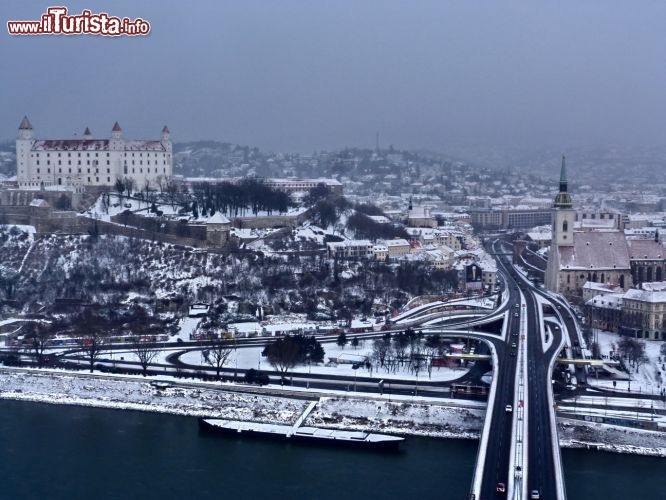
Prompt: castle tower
<box><xmin>16</xmin><ymin>116</ymin><xmax>35</xmax><ymax>186</ymax></box>
<box><xmin>83</xmin><ymin>127</ymin><xmax>92</xmax><ymax>139</ymax></box>
<box><xmin>110</xmin><ymin>121</ymin><xmax>123</xmax><ymax>152</ymax></box>
<box><xmin>160</xmin><ymin>125</ymin><xmax>172</xmax><ymax>153</ymax></box>
<box><xmin>545</xmin><ymin>156</ymin><xmax>575</xmax><ymax>292</ymax></box>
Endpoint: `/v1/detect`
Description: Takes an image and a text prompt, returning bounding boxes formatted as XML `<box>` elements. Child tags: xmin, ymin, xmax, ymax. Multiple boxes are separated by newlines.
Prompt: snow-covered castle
<box><xmin>16</xmin><ymin>116</ymin><xmax>172</xmax><ymax>190</ymax></box>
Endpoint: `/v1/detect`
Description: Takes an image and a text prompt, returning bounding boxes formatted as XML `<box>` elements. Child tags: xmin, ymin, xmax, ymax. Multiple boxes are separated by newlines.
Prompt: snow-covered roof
<box><xmin>583</xmin><ymin>281</ymin><xmax>623</xmax><ymax>294</ymax></box>
<box><xmin>385</xmin><ymin>238</ymin><xmax>409</xmax><ymax>247</ymax></box>
<box><xmin>586</xmin><ymin>293</ymin><xmax>624</xmax><ymax>309</ymax></box>
<box><xmin>624</xmin><ymin>288</ymin><xmax>666</xmax><ymax>303</ymax></box>
<box><xmin>558</xmin><ymin>231</ymin><xmax>630</xmax><ymax>270</ymax></box>
<box><xmin>368</xmin><ymin>215</ymin><xmax>391</xmax><ymax>224</ymax></box>
<box><xmin>626</xmin><ymin>239</ymin><xmax>665</xmax><ymax>260</ymax></box>
<box><xmin>31</xmin><ymin>139</ymin><xmax>166</xmax><ymax>152</ymax></box>
<box><xmin>29</xmin><ymin>198</ymin><xmax>49</xmax><ymax>208</ymax></box>
<box><xmin>206</xmin><ymin>212</ymin><xmax>230</xmax><ymax>225</ymax></box>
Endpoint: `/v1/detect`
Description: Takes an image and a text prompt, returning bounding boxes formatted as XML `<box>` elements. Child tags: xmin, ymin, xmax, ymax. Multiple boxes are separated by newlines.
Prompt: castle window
<box><xmin>563</xmin><ymin>220</ymin><xmax>568</xmax><ymax>232</ymax></box>
<box><xmin>47</xmin><ymin>168</ymin><xmax>50</xmax><ymax>173</ymax></box>
<box><xmin>87</xmin><ymin>177</ymin><xmax>91</xmax><ymax>183</ymax></box>
<box><xmin>107</xmin><ymin>177</ymin><xmax>110</xmax><ymax>182</ymax></box>
<box><xmin>58</xmin><ymin>168</ymin><xmax>61</xmax><ymax>173</ymax></box>
<box><xmin>67</xmin><ymin>152</ymin><xmax>71</xmax><ymax>157</ymax></box>
<box><xmin>87</xmin><ymin>160</ymin><xmax>90</xmax><ymax>166</ymax></box>
<box><xmin>47</xmin><ymin>160</ymin><xmax>50</xmax><ymax>165</ymax></box>
<box><xmin>107</xmin><ymin>169</ymin><xmax>110</xmax><ymax>174</ymax></box>
<box><xmin>140</xmin><ymin>161</ymin><xmax>142</xmax><ymax>165</ymax></box>
<box><xmin>47</xmin><ymin>153</ymin><xmax>50</xmax><ymax>157</ymax></box>
<box><xmin>78</xmin><ymin>161</ymin><xmax>81</xmax><ymax>165</ymax></box>
<box><xmin>68</xmin><ymin>160</ymin><xmax>71</xmax><ymax>165</ymax></box>
<box><xmin>58</xmin><ymin>153</ymin><xmax>61</xmax><ymax>157</ymax></box>
<box><xmin>106</xmin><ymin>161</ymin><xmax>110</xmax><ymax>165</ymax></box>
<box><xmin>36</xmin><ymin>160</ymin><xmax>39</xmax><ymax>165</ymax></box>
<box><xmin>77</xmin><ymin>153</ymin><xmax>81</xmax><ymax>157</ymax></box>
<box><xmin>58</xmin><ymin>160</ymin><xmax>61</xmax><ymax>165</ymax></box>
<box><xmin>96</xmin><ymin>177</ymin><xmax>99</xmax><ymax>182</ymax></box>
<box><xmin>36</xmin><ymin>168</ymin><xmax>40</xmax><ymax>173</ymax></box>
<box><xmin>86</xmin><ymin>153</ymin><xmax>90</xmax><ymax>157</ymax></box>
<box><xmin>69</xmin><ymin>169</ymin><xmax>71</xmax><ymax>174</ymax></box>
<box><xmin>95</xmin><ymin>153</ymin><xmax>98</xmax><ymax>157</ymax></box>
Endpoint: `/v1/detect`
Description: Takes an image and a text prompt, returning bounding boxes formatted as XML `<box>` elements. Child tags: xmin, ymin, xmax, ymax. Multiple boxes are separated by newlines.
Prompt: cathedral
<box><xmin>545</xmin><ymin>157</ymin><xmax>665</xmax><ymax>300</ymax></box>
<box><xmin>15</xmin><ymin>116</ymin><xmax>172</xmax><ymax>191</ymax></box>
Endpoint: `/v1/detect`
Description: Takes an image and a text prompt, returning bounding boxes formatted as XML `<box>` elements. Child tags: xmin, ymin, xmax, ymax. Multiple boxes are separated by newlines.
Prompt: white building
<box><xmin>16</xmin><ymin>116</ymin><xmax>172</xmax><ymax>190</ymax></box>
<box><xmin>327</xmin><ymin>239</ymin><xmax>373</xmax><ymax>259</ymax></box>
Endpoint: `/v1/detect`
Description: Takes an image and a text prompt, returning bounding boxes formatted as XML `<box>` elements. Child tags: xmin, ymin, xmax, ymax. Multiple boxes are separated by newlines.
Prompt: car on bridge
<box><xmin>496</xmin><ymin>482</ymin><xmax>506</xmax><ymax>493</ymax></box>
<box><xmin>530</xmin><ymin>490</ymin><xmax>540</xmax><ymax>499</ymax></box>
<box><xmin>505</xmin><ymin>404</ymin><xmax>512</xmax><ymax>412</ymax></box>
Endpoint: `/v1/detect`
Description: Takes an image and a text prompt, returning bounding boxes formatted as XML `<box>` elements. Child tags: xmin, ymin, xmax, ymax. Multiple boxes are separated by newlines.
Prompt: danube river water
<box><xmin>0</xmin><ymin>400</ymin><xmax>662</xmax><ymax>500</ymax></box>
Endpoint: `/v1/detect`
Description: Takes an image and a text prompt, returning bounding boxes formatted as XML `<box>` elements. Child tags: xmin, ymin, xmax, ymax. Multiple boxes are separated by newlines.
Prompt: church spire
<box><xmin>553</xmin><ymin>155</ymin><xmax>572</xmax><ymax>209</ymax></box>
<box><xmin>559</xmin><ymin>155</ymin><xmax>568</xmax><ymax>193</ymax></box>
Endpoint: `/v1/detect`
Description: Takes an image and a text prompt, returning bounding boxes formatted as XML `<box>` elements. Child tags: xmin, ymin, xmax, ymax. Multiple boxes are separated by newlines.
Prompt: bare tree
<box><xmin>79</xmin><ymin>331</ymin><xmax>107</xmax><ymax>373</ymax></box>
<box><xmin>371</xmin><ymin>338</ymin><xmax>391</xmax><ymax>369</ymax></box>
<box><xmin>202</xmin><ymin>338</ymin><xmax>234</xmax><ymax>380</ymax></box>
<box><xmin>132</xmin><ymin>339</ymin><xmax>161</xmax><ymax>377</ymax></box>
<box><xmin>24</xmin><ymin>322</ymin><xmax>53</xmax><ymax>367</ymax></box>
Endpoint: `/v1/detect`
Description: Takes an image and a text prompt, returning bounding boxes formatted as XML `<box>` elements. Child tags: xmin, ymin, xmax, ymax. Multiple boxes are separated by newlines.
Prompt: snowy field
<box><xmin>179</xmin><ymin>341</ymin><xmax>472</xmax><ymax>382</ymax></box>
<box><xmin>587</xmin><ymin>329</ymin><xmax>665</xmax><ymax>395</ymax></box>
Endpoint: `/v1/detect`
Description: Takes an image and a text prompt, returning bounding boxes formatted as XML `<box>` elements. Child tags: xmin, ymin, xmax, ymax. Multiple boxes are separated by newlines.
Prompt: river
<box><xmin>0</xmin><ymin>401</ymin><xmax>661</xmax><ymax>499</ymax></box>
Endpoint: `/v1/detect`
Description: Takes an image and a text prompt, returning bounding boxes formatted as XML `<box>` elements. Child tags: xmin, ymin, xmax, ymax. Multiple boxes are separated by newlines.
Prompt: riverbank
<box><xmin>1</xmin><ymin>367</ymin><xmax>665</xmax><ymax>457</ymax></box>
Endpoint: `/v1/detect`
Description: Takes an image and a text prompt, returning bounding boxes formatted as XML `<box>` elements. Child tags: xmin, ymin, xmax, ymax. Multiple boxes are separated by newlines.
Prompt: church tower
<box><xmin>545</xmin><ymin>156</ymin><xmax>575</xmax><ymax>292</ymax></box>
<box><xmin>551</xmin><ymin>156</ymin><xmax>575</xmax><ymax>246</ymax></box>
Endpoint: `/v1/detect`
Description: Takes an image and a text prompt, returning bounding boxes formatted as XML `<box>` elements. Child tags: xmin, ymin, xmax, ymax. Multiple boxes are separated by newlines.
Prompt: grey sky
<box><xmin>2</xmin><ymin>1</ymin><xmax>666</xmax><ymax>153</ymax></box>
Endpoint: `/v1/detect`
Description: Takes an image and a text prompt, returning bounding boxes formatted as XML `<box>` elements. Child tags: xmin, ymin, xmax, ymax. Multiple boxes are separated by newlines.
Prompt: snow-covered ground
<box><xmin>0</xmin><ymin>366</ymin><xmax>664</xmax><ymax>456</ymax></box>
<box><xmin>179</xmin><ymin>341</ymin><xmax>471</xmax><ymax>382</ymax></box>
<box><xmin>587</xmin><ymin>329</ymin><xmax>665</xmax><ymax>395</ymax></box>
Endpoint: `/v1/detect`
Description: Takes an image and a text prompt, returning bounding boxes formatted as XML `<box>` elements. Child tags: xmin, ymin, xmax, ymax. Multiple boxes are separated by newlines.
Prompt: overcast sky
<box><xmin>2</xmin><ymin>1</ymin><xmax>666</xmax><ymax>153</ymax></box>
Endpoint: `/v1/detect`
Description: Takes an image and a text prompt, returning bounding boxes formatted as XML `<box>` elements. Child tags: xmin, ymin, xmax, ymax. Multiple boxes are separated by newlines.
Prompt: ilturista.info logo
<box><xmin>7</xmin><ymin>6</ymin><xmax>150</xmax><ymax>36</ymax></box>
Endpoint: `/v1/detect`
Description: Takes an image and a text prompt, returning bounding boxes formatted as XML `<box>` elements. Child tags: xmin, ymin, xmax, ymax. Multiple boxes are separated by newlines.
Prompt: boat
<box><xmin>198</xmin><ymin>418</ymin><xmax>404</xmax><ymax>451</ymax></box>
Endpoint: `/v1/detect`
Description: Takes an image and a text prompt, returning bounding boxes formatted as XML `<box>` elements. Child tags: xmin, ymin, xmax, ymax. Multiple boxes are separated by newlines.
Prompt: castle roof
<box><xmin>83</xmin><ymin>127</ymin><xmax>92</xmax><ymax>136</ymax></box>
<box><xmin>19</xmin><ymin>116</ymin><xmax>33</xmax><ymax>130</ymax></box>
<box><xmin>112</xmin><ymin>121</ymin><xmax>122</xmax><ymax>132</ymax></box>
<box><xmin>162</xmin><ymin>125</ymin><xmax>170</xmax><ymax>133</ymax></box>
<box><xmin>31</xmin><ymin>139</ymin><xmax>167</xmax><ymax>152</ymax></box>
